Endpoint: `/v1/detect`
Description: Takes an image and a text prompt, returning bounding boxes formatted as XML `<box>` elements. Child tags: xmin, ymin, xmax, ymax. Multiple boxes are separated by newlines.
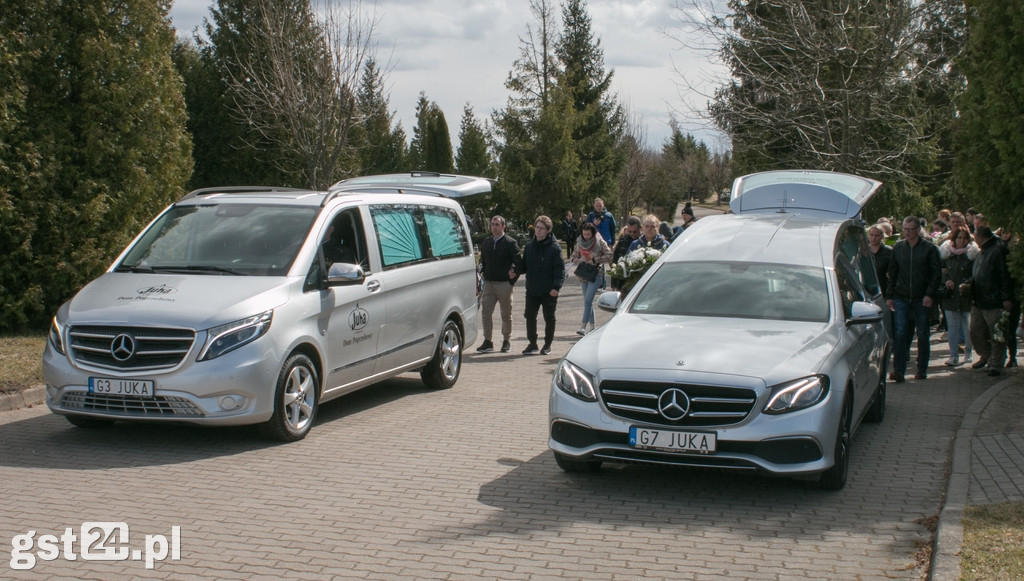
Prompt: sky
<box><xmin>168</xmin><ymin>0</ymin><xmax>730</xmax><ymax>152</ymax></box>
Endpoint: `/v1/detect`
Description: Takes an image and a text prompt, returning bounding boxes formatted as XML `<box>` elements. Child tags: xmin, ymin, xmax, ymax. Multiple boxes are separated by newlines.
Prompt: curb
<box><xmin>929</xmin><ymin>376</ymin><xmax>1017</xmax><ymax>580</ymax></box>
<box><xmin>0</xmin><ymin>385</ymin><xmax>45</xmax><ymax>413</ymax></box>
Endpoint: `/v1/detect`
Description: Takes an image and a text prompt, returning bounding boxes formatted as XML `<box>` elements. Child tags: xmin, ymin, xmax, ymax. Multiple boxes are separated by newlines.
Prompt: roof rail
<box><xmin>180</xmin><ymin>186</ymin><xmax>310</xmax><ymax>200</ymax></box>
<box><xmin>327</xmin><ymin>172</ymin><xmax>494</xmax><ymax>203</ymax></box>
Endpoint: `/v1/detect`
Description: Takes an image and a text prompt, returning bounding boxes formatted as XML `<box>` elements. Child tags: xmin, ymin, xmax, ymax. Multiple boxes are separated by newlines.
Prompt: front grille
<box><xmin>600</xmin><ymin>380</ymin><xmax>757</xmax><ymax>427</ymax></box>
<box><xmin>61</xmin><ymin>393</ymin><xmax>204</xmax><ymax>417</ymax></box>
<box><xmin>69</xmin><ymin>326</ymin><xmax>195</xmax><ymax>371</ymax></box>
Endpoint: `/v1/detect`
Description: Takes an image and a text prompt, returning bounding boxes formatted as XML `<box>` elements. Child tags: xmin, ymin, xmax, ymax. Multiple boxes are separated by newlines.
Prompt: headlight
<box><xmin>763</xmin><ymin>375</ymin><xmax>829</xmax><ymax>414</ymax></box>
<box><xmin>198</xmin><ymin>311</ymin><xmax>273</xmax><ymax>361</ymax></box>
<box><xmin>48</xmin><ymin>316</ymin><xmax>66</xmax><ymax>355</ymax></box>
<box><xmin>554</xmin><ymin>360</ymin><xmax>598</xmax><ymax>402</ymax></box>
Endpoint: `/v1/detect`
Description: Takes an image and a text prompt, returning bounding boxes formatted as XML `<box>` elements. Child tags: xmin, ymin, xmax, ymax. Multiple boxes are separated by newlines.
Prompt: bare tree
<box><xmin>228</xmin><ymin>0</ymin><xmax>379</xmax><ymax>189</ymax></box>
<box><xmin>672</xmin><ymin>0</ymin><xmax>937</xmax><ymax>188</ymax></box>
<box><xmin>616</xmin><ymin>102</ymin><xmax>652</xmax><ymax>218</ymax></box>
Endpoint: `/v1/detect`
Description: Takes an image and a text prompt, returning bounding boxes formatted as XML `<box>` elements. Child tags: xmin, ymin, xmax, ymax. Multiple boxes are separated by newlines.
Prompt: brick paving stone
<box><xmin>2</xmin><ymin>280</ymin><xmax>1013</xmax><ymax>579</ymax></box>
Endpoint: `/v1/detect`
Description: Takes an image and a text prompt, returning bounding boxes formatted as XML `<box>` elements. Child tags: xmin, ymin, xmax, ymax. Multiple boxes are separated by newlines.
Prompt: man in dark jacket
<box><xmin>518</xmin><ymin>215</ymin><xmax>564</xmax><ymax>355</ymax></box>
<box><xmin>477</xmin><ymin>216</ymin><xmax>521</xmax><ymax>354</ymax></box>
<box><xmin>886</xmin><ymin>216</ymin><xmax>942</xmax><ymax>382</ymax></box>
<box><xmin>964</xmin><ymin>226</ymin><xmax>1014</xmax><ymax>376</ymax></box>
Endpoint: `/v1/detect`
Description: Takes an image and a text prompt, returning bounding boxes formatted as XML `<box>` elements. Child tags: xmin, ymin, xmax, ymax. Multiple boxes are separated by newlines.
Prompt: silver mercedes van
<box><xmin>43</xmin><ymin>173</ymin><xmax>487</xmax><ymax>441</ymax></box>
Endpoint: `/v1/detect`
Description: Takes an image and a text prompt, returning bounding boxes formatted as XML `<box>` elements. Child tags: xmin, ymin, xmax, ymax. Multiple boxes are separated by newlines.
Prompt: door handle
<box><xmin>366</xmin><ymin>280</ymin><xmax>381</xmax><ymax>292</ymax></box>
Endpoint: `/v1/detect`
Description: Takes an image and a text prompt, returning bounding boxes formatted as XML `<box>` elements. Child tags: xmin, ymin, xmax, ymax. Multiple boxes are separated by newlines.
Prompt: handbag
<box><xmin>575</xmin><ymin>261</ymin><xmax>599</xmax><ymax>282</ymax></box>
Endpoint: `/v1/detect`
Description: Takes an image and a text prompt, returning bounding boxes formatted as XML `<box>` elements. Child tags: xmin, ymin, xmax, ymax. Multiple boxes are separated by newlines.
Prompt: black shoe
<box><xmin>988</xmin><ymin>368</ymin><xmax>1003</xmax><ymax>377</ymax></box>
<box><xmin>890</xmin><ymin>373</ymin><xmax>904</xmax><ymax>383</ymax></box>
<box><xmin>972</xmin><ymin>358</ymin><xmax>989</xmax><ymax>369</ymax></box>
<box><xmin>915</xmin><ymin>372</ymin><xmax>927</xmax><ymax>380</ymax></box>
<box><xmin>522</xmin><ymin>343</ymin><xmax>539</xmax><ymax>355</ymax></box>
<box><xmin>500</xmin><ymin>340</ymin><xmax>511</xmax><ymax>353</ymax></box>
<box><xmin>540</xmin><ymin>344</ymin><xmax>552</xmax><ymax>355</ymax></box>
<box><xmin>1008</xmin><ymin>358</ymin><xmax>1018</xmax><ymax>368</ymax></box>
<box><xmin>476</xmin><ymin>340</ymin><xmax>494</xmax><ymax>353</ymax></box>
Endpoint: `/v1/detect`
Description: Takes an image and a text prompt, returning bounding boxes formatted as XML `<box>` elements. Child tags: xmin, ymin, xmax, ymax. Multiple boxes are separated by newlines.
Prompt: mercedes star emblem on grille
<box><xmin>110</xmin><ymin>333</ymin><xmax>137</xmax><ymax>361</ymax></box>
<box><xmin>657</xmin><ymin>388</ymin><xmax>691</xmax><ymax>421</ymax></box>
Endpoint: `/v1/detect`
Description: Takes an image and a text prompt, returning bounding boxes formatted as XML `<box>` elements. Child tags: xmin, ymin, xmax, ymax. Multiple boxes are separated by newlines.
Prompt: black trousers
<box><xmin>524</xmin><ymin>293</ymin><xmax>558</xmax><ymax>346</ymax></box>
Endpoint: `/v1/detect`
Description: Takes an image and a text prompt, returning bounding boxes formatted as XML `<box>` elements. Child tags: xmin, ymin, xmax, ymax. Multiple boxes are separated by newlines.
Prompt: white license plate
<box><xmin>88</xmin><ymin>377</ymin><xmax>156</xmax><ymax>396</ymax></box>
<box><xmin>630</xmin><ymin>427</ymin><xmax>716</xmax><ymax>454</ymax></box>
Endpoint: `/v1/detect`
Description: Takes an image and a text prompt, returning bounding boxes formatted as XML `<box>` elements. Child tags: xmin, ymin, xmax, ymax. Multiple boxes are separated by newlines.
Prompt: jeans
<box><xmin>580</xmin><ymin>278</ymin><xmax>601</xmax><ymax>326</ymax></box>
<box><xmin>524</xmin><ymin>293</ymin><xmax>558</xmax><ymax>346</ymax></box>
<box><xmin>944</xmin><ymin>309</ymin><xmax>972</xmax><ymax>361</ymax></box>
<box><xmin>893</xmin><ymin>298</ymin><xmax>931</xmax><ymax>375</ymax></box>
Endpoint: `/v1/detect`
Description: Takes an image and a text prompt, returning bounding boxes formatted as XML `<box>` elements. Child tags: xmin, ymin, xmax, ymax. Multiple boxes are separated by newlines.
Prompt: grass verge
<box><xmin>961</xmin><ymin>501</ymin><xmax>1024</xmax><ymax>580</ymax></box>
<box><xmin>0</xmin><ymin>334</ymin><xmax>46</xmax><ymax>394</ymax></box>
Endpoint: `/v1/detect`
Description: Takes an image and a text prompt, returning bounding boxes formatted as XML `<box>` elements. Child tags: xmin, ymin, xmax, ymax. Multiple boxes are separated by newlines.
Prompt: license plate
<box><xmin>630</xmin><ymin>427</ymin><xmax>716</xmax><ymax>454</ymax></box>
<box><xmin>88</xmin><ymin>377</ymin><xmax>156</xmax><ymax>396</ymax></box>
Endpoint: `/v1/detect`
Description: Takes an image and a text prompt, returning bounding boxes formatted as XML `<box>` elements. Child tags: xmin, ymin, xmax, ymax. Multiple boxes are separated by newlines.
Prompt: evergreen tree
<box><xmin>355</xmin><ymin>59</ymin><xmax>407</xmax><ymax>175</ymax></box>
<box><xmin>955</xmin><ymin>0</ymin><xmax>1024</xmax><ymax>261</ymax></box>
<box><xmin>409</xmin><ymin>93</ymin><xmax>454</xmax><ymax>173</ymax></box>
<box><xmin>555</xmin><ymin>0</ymin><xmax>625</xmax><ymax>215</ymax></box>
<box><xmin>455</xmin><ymin>105</ymin><xmax>493</xmax><ymax>177</ymax></box>
<box><xmin>187</xmin><ymin>0</ymin><xmax>299</xmax><ymax>187</ymax></box>
<box><xmin>0</xmin><ymin>0</ymin><xmax>192</xmax><ymax>332</ymax></box>
<box><xmin>495</xmin><ymin>0</ymin><xmax>620</xmax><ymax>222</ymax></box>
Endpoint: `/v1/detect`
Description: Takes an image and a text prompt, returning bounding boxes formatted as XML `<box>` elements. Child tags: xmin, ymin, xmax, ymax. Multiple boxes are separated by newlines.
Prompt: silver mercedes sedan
<box><xmin>548</xmin><ymin>170</ymin><xmax>892</xmax><ymax>489</ymax></box>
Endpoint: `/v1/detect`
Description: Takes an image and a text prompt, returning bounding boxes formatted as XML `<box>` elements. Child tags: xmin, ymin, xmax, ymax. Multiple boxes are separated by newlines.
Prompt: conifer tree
<box><xmin>0</xmin><ymin>0</ymin><xmax>192</xmax><ymax>331</ymax></box>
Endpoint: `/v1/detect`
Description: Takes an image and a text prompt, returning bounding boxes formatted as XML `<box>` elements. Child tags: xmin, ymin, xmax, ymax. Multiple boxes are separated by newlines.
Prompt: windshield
<box><xmin>118</xmin><ymin>204</ymin><xmax>318</xmax><ymax>276</ymax></box>
<box><xmin>629</xmin><ymin>261</ymin><xmax>830</xmax><ymax>322</ymax></box>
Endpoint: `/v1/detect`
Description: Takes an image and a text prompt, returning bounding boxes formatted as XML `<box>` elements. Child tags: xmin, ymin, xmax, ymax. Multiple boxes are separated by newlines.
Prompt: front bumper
<box><xmin>43</xmin><ymin>340</ymin><xmax>280</xmax><ymax>426</ymax></box>
<box><xmin>548</xmin><ymin>384</ymin><xmax>841</xmax><ymax>476</ymax></box>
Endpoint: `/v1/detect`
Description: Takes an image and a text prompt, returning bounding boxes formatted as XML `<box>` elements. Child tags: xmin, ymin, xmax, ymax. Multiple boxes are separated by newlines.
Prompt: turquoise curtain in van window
<box><xmin>424</xmin><ymin>209</ymin><xmax>467</xmax><ymax>258</ymax></box>
<box><xmin>373</xmin><ymin>207</ymin><xmax>423</xmax><ymax>267</ymax></box>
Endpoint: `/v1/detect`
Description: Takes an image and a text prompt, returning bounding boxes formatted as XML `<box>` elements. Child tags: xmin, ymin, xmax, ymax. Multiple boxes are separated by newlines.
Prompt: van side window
<box><xmin>372</xmin><ymin>205</ymin><xmax>425</xmax><ymax>268</ymax></box>
<box><xmin>423</xmin><ymin>207</ymin><xmax>470</xmax><ymax>258</ymax></box>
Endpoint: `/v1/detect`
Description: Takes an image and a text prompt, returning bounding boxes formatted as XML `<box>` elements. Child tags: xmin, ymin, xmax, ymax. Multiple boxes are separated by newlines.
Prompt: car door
<box><xmin>315</xmin><ymin>207</ymin><xmax>387</xmax><ymax>395</ymax></box>
<box><xmin>834</xmin><ymin>261</ymin><xmax>879</xmax><ymax>417</ymax></box>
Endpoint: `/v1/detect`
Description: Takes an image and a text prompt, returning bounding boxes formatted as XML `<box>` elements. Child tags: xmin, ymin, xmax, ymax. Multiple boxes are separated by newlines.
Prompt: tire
<box><xmin>421</xmin><ymin>319</ymin><xmax>462</xmax><ymax>390</ymax></box>
<box><xmin>65</xmin><ymin>415</ymin><xmax>115</xmax><ymax>429</ymax></box>
<box><xmin>819</xmin><ymin>395</ymin><xmax>852</xmax><ymax>490</ymax></box>
<box><xmin>865</xmin><ymin>371</ymin><xmax>886</xmax><ymax>424</ymax></box>
<box><xmin>260</xmin><ymin>353</ymin><xmax>319</xmax><ymax>442</ymax></box>
<box><xmin>553</xmin><ymin>451</ymin><xmax>602</xmax><ymax>473</ymax></box>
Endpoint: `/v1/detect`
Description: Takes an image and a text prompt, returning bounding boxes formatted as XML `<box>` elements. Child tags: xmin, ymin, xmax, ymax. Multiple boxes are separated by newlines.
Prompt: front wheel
<box><xmin>865</xmin><ymin>375</ymin><xmax>886</xmax><ymax>423</ymax></box>
<box><xmin>819</xmin><ymin>395</ymin><xmax>851</xmax><ymax>490</ymax></box>
<box><xmin>421</xmin><ymin>320</ymin><xmax>462</xmax><ymax>390</ymax></box>
<box><xmin>260</xmin><ymin>353</ymin><xmax>319</xmax><ymax>442</ymax></box>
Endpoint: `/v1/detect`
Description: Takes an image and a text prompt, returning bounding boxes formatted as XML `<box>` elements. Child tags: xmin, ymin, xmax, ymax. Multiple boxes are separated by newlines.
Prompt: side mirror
<box><xmin>846</xmin><ymin>301</ymin><xmax>884</xmax><ymax>326</ymax></box>
<box><xmin>327</xmin><ymin>263</ymin><xmax>365</xmax><ymax>286</ymax></box>
<box><xmin>596</xmin><ymin>291</ymin><xmax>621</xmax><ymax>312</ymax></box>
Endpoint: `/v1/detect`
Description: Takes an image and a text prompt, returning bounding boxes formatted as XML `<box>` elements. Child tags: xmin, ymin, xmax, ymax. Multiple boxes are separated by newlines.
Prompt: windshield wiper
<box><xmin>115</xmin><ymin>264</ymin><xmax>155</xmax><ymax>273</ymax></box>
<box><xmin>173</xmin><ymin>265</ymin><xmax>247</xmax><ymax>276</ymax></box>
<box><xmin>116</xmin><ymin>266</ymin><xmax>245</xmax><ymax>276</ymax></box>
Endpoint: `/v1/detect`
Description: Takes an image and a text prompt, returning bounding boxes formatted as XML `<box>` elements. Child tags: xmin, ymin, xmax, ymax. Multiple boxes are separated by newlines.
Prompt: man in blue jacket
<box><xmin>518</xmin><ymin>215</ymin><xmax>565</xmax><ymax>355</ymax></box>
<box><xmin>886</xmin><ymin>216</ymin><xmax>942</xmax><ymax>382</ymax></box>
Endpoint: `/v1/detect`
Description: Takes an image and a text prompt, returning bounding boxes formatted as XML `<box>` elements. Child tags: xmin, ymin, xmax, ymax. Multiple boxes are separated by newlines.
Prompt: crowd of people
<box><xmin>476</xmin><ymin>198</ymin><xmax>692</xmax><ymax>356</ymax></box>
<box><xmin>476</xmin><ymin>201</ymin><xmax>1024</xmax><ymax>373</ymax></box>
<box><xmin>873</xmin><ymin>209</ymin><xmax>1022</xmax><ymax>381</ymax></box>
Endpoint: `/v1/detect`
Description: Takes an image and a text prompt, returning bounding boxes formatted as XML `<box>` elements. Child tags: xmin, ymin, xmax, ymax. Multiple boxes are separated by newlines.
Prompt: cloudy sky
<box><xmin>169</xmin><ymin>0</ymin><xmax>730</xmax><ymax>151</ymax></box>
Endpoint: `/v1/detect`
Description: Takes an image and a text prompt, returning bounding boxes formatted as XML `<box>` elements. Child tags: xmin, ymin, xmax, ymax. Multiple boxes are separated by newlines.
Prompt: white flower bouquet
<box><xmin>609</xmin><ymin>246</ymin><xmax>662</xmax><ymax>293</ymax></box>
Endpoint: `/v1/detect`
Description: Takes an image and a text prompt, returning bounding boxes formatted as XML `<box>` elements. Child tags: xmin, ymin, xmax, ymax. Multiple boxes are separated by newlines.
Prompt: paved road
<box><xmin>0</xmin><ymin>278</ymin><xmax>1008</xmax><ymax>579</ymax></box>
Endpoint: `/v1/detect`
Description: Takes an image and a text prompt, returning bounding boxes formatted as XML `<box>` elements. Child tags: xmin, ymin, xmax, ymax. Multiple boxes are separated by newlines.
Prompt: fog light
<box><xmin>219</xmin><ymin>395</ymin><xmax>244</xmax><ymax>411</ymax></box>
